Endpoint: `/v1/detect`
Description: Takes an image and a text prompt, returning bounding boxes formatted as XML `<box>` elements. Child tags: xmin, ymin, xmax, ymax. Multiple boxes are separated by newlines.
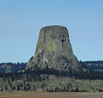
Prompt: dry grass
<box><xmin>0</xmin><ymin>91</ymin><xmax>103</xmax><ymax>98</ymax></box>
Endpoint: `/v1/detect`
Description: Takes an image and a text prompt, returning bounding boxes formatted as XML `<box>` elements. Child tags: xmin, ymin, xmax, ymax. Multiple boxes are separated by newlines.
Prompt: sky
<box><xmin>0</xmin><ymin>0</ymin><xmax>103</xmax><ymax>63</ymax></box>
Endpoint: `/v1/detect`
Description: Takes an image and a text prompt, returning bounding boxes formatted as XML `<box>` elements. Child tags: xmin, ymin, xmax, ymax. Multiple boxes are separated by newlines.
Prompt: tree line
<box><xmin>0</xmin><ymin>66</ymin><xmax>103</xmax><ymax>80</ymax></box>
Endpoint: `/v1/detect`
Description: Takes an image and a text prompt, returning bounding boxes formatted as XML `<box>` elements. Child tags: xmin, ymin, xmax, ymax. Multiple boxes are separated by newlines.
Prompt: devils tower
<box><xmin>26</xmin><ymin>26</ymin><xmax>81</xmax><ymax>71</ymax></box>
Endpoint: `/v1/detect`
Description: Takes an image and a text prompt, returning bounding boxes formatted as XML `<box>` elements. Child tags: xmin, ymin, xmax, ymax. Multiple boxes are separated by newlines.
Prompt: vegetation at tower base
<box><xmin>0</xmin><ymin>67</ymin><xmax>103</xmax><ymax>92</ymax></box>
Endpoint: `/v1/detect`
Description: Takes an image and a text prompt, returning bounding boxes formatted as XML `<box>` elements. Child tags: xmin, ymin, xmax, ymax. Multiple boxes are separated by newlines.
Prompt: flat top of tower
<box><xmin>41</xmin><ymin>25</ymin><xmax>67</xmax><ymax>31</ymax></box>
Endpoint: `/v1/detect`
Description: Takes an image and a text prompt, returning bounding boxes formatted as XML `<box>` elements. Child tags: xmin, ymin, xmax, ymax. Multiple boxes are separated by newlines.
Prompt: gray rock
<box><xmin>26</xmin><ymin>25</ymin><xmax>81</xmax><ymax>71</ymax></box>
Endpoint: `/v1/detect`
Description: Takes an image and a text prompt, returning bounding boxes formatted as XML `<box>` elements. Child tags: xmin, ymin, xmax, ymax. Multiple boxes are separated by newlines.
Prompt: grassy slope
<box><xmin>0</xmin><ymin>75</ymin><xmax>103</xmax><ymax>92</ymax></box>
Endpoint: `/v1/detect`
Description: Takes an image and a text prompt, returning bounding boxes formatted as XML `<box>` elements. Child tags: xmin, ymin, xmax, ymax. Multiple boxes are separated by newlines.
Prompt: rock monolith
<box><xmin>26</xmin><ymin>26</ymin><xmax>81</xmax><ymax>71</ymax></box>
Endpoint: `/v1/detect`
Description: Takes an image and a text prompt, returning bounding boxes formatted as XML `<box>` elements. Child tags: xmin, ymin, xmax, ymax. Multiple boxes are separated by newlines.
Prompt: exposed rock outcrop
<box><xmin>26</xmin><ymin>25</ymin><xmax>81</xmax><ymax>71</ymax></box>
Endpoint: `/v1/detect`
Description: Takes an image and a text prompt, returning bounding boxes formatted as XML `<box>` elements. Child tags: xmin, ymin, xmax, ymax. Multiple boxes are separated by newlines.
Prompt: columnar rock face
<box><xmin>26</xmin><ymin>26</ymin><xmax>81</xmax><ymax>71</ymax></box>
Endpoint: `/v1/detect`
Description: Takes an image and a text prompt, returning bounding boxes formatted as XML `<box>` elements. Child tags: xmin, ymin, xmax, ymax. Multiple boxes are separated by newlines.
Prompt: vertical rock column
<box><xmin>26</xmin><ymin>26</ymin><xmax>81</xmax><ymax>71</ymax></box>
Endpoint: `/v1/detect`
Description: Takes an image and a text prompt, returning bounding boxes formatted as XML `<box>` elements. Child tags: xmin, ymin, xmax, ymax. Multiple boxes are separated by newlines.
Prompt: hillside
<box><xmin>0</xmin><ymin>63</ymin><xmax>26</xmax><ymax>73</ymax></box>
<box><xmin>81</xmin><ymin>61</ymin><xmax>103</xmax><ymax>71</ymax></box>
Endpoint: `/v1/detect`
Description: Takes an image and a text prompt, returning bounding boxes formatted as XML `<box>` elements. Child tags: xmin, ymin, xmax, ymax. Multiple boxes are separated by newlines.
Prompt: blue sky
<box><xmin>0</xmin><ymin>0</ymin><xmax>103</xmax><ymax>63</ymax></box>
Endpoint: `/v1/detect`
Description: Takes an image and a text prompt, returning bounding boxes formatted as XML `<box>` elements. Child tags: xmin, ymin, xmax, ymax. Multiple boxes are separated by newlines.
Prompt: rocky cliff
<box><xmin>26</xmin><ymin>26</ymin><xmax>81</xmax><ymax>71</ymax></box>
